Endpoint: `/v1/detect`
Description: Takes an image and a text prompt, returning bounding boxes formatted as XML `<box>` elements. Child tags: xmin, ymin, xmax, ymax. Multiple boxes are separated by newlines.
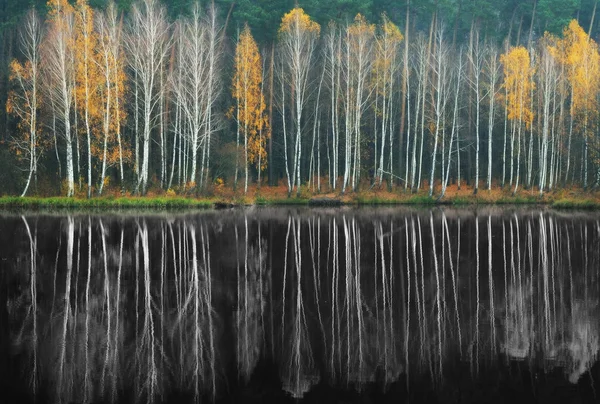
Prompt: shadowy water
<box><xmin>0</xmin><ymin>207</ymin><xmax>598</xmax><ymax>403</ymax></box>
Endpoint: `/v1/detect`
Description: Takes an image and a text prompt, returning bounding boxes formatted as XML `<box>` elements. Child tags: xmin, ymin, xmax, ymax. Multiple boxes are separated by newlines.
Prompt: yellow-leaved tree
<box><xmin>561</xmin><ymin>20</ymin><xmax>600</xmax><ymax>187</ymax></box>
<box><xmin>500</xmin><ymin>46</ymin><xmax>535</xmax><ymax>194</ymax></box>
<box><xmin>74</xmin><ymin>0</ymin><xmax>103</xmax><ymax>197</ymax></box>
<box><xmin>232</xmin><ymin>24</ymin><xmax>269</xmax><ymax>194</ymax></box>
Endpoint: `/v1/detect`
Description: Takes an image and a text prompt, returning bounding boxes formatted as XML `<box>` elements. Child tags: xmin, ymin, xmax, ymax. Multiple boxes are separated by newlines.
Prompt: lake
<box><xmin>0</xmin><ymin>207</ymin><xmax>598</xmax><ymax>403</ymax></box>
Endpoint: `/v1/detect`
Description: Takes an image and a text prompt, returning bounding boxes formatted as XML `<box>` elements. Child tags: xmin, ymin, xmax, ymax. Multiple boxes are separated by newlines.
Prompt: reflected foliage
<box><xmin>1</xmin><ymin>208</ymin><xmax>599</xmax><ymax>402</ymax></box>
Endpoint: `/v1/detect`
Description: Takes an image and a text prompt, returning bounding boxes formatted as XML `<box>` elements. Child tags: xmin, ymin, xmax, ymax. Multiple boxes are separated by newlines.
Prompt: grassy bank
<box><xmin>1</xmin><ymin>183</ymin><xmax>599</xmax><ymax>210</ymax></box>
<box><xmin>0</xmin><ymin>196</ymin><xmax>214</xmax><ymax>210</ymax></box>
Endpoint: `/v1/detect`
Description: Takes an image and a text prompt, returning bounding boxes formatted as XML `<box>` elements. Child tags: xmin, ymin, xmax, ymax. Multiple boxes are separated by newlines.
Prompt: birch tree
<box><xmin>232</xmin><ymin>24</ymin><xmax>269</xmax><ymax>194</ymax></box>
<box><xmin>467</xmin><ymin>29</ymin><xmax>485</xmax><ymax>194</ymax></box>
<box><xmin>75</xmin><ymin>0</ymin><xmax>103</xmax><ymax>198</ymax></box>
<box><xmin>373</xmin><ymin>15</ymin><xmax>403</xmax><ymax>186</ymax></box>
<box><xmin>410</xmin><ymin>34</ymin><xmax>428</xmax><ymax>192</ymax></box>
<box><xmin>277</xmin><ymin>7</ymin><xmax>320</xmax><ymax>197</ymax></box>
<box><xmin>96</xmin><ymin>2</ymin><xmax>128</xmax><ymax>195</ymax></box>
<box><xmin>44</xmin><ymin>0</ymin><xmax>76</xmax><ymax>197</ymax></box>
<box><xmin>127</xmin><ymin>0</ymin><xmax>170</xmax><ymax>194</ymax></box>
<box><xmin>7</xmin><ymin>9</ymin><xmax>43</xmax><ymax>197</ymax></box>
<box><xmin>538</xmin><ymin>37</ymin><xmax>558</xmax><ymax>195</ymax></box>
<box><xmin>440</xmin><ymin>50</ymin><xmax>463</xmax><ymax>199</ymax></box>
<box><xmin>428</xmin><ymin>27</ymin><xmax>451</xmax><ymax>198</ymax></box>
<box><xmin>500</xmin><ymin>46</ymin><xmax>534</xmax><ymax>195</ymax></box>
<box><xmin>343</xmin><ymin>14</ymin><xmax>375</xmax><ymax>193</ymax></box>
<box><xmin>561</xmin><ymin>20</ymin><xmax>600</xmax><ymax>188</ymax></box>
<box><xmin>199</xmin><ymin>3</ymin><xmax>221</xmax><ymax>190</ymax></box>
<box><xmin>323</xmin><ymin>23</ymin><xmax>342</xmax><ymax>190</ymax></box>
<box><xmin>484</xmin><ymin>44</ymin><xmax>501</xmax><ymax>190</ymax></box>
<box><xmin>173</xmin><ymin>4</ymin><xmax>208</xmax><ymax>189</ymax></box>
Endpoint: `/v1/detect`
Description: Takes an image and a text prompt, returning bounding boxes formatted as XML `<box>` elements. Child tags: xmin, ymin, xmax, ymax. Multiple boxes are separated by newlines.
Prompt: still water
<box><xmin>0</xmin><ymin>207</ymin><xmax>598</xmax><ymax>403</ymax></box>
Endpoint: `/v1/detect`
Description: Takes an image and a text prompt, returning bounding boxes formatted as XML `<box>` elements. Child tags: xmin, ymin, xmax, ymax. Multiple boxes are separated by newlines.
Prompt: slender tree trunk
<box><xmin>399</xmin><ymin>1</ymin><xmax>410</xmax><ymax>189</ymax></box>
<box><xmin>269</xmin><ymin>44</ymin><xmax>274</xmax><ymax>186</ymax></box>
<box><xmin>502</xmin><ymin>87</ymin><xmax>508</xmax><ymax>187</ymax></box>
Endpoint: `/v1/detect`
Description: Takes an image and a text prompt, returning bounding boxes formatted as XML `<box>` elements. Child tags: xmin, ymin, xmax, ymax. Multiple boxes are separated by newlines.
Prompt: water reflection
<box><xmin>2</xmin><ymin>208</ymin><xmax>599</xmax><ymax>403</ymax></box>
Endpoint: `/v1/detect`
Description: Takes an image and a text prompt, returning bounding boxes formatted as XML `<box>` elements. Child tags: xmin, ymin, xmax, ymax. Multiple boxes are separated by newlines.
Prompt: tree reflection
<box><xmin>3</xmin><ymin>209</ymin><xmax>599</xmax><ymax>402</ymax></box>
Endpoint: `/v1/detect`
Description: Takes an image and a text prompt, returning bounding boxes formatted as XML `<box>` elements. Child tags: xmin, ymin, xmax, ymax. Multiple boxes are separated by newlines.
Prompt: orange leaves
<box><xmin>500</xmin><ymin>46</ymin><xmax>535</xmax><ymax>129</ymax></box>
<box><xmin>233</xmin><ymin>25</ymin><xmax>262</xmax><ymax>104</ymax></box>
<box><xmin>380</xmin><ymin>14</ymin><xmax>403</xmax><ymax>42</ymax></box>
<box><xmin>348</xmin><ymin>13</ymin><xmax>375</xmax><ymax>39</ymax></box>
<box><xmin>7</xmin><ymin>59</ymin><xmax>38</xmax><ymax>128</ymax></box>
<box><xmin>279</xmin><ymin>7</ymin><xmax>320</xmax><ymax>36</ymax></box>
<box><xmin>560</xmin><ymin>20</ymin><xmax>600</xmax><ymax>115</ymax></box>
<box><xmin>75</xmin><ymin>0</ymin><xmax>103</xmax><ymax>125</ymax></box>
<box><xmin>347</xmin><ymin>13</ymin><xmax>376</xmax><ymax>61</ymax></box>
<box><xmin>46</xmin><ymin>0</ymin><xmax>73</xmax><ymax>21</ymax></box>
<box><xmin>8</xmin><ymin>59</ymin><xmax>24</xmax><ymax>82</ymax></box>
<box><xmin>232</xmin><ymin>24</ymin><xmax>270</xmax><ymax>171</ymax></box>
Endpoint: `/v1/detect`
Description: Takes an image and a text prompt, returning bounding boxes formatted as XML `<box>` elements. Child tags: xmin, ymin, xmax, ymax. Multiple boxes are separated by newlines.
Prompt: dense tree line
<box><xmin>3</xmin><ymin>0</ymin><xmax>600</xmax><ymax>196</ymax></box>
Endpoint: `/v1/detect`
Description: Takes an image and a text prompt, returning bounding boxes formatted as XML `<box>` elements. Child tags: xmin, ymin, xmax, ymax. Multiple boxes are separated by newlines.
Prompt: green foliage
<box><xmin>302</xmin><ymin>0</ymin><xmax>374</xmax><ymax>26</ymax></box>
<box><xmin>538</xmin><ymin>0</ymin><xmax>580</xmax><ymax>34</ymax></box>
<box><xmin>403</xmin><ymin>195</ymin><xmax>436</xmax><ymax>205</ymax></box>
<box><xmin>0</xmin><ymin>196</ymin><xmax>214</xmax><ymax>210</ymax></box>
<box><xmin>222</xmin><ymin>0</ymin><xmax>290</xmax><ymax>43</ymax></box>
<box><xmin>451</xmin><ymin>197</ymin><xmax>470</xmax><ymax>206</ymax></box>
<box><xmin>552</xmin><ymin>198</ymin><xmax>600</xmax><ymax>209</ymax></box>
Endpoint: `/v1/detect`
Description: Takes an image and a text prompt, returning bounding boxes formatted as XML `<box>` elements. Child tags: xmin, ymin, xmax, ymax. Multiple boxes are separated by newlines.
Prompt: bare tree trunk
<box><xmin>11</xmin><ymin>10</ymin><xmax>41</xmax><ymax>197</ymax></box>
<box><xmin>441</xmin><ymin>51</ymin><xmax>462</xmax><ymax>198</ymax></box>
<box><xmin>127</xmin><ymin>0</ymin><xmax>170</xmax><ymax>195</ymax></box>
<box><xmin>399</xmin><ymin>0</ymin><xmax>410</xmax><ymax>190</ymax></box>
<box><xmin>269</xmin><ymin>44</ymin><xmax>274</xmax><ymax>186</ymax></box>
<box><xmin>428</xmin><ymin>27</ymin><xmax>448</xmax><ymax>198</ymax></box>
<box><xmin>45</xmin><ymin>3</ymin><xmax>76</xmax><ymax>196</ymax></box>
<box><xmin>486</xmin><ymin>46</ymin><xmax>500</xmax><ymax>191</ymax></box>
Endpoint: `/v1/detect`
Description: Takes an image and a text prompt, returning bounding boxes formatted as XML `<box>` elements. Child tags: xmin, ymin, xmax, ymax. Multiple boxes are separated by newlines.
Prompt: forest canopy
<box><xmin>1</xmin><ymin>0</ymin><xmax>600</xmax><ymax>197</ymax></box>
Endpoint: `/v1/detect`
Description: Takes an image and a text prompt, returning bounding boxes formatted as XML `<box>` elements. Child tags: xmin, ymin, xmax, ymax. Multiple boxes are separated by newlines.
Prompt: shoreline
<box><xmin>0</xmin><ymin>190</ymin><xmax>599</xmax><ymax>210</ymax></box>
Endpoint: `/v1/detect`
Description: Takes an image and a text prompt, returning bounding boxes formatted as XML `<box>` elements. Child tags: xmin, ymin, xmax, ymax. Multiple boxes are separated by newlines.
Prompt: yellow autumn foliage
<box><xmin>233</xmin><ymin>24</ymin><xmax>269</xmax><ymax>171</ymax></box>
<box><xmin>373</xmin><ymin>14</ymin><xmax>403</xmax><ymax>97</ymax></box>
<box><xmin>279</xmin><ymin>7</ymin><xmax>320</xmax><ymax>36</ymax></box>
<box><xmin>500</xmin><ymin>46</ymin><xmax>535</xmax><ymax>129</ymax></box>
<box><xmin>74</xmin><ymin>0</ymin><xmax>103</xmax><ymax>127</ymax></box>
<box><xmin>561</xmin><ymin>20</ymin><xmax>600</xmax><ymax>115</ymax></box>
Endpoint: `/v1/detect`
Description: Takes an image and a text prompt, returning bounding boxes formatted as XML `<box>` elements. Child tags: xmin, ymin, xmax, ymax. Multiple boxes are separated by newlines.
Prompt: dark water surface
<box><xmin>0</xmin><ymin>207</ymin><xmax>599</xmax><ymax>404</ymax></box>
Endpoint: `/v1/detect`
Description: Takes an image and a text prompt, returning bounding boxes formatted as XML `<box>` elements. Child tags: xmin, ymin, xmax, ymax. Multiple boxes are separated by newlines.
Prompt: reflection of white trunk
<box><xmin>140</xmin><ymin>221</ymin><xmax>158</xmax><ymax>398</ymax></box>
<box><xmin>190</xmin><ymin>224</ymin><xmax>202</xmax><ymax>397</ymax></box>
<box><xmin>84</xmin><ymin>218</ymin><xmax>92</xmax><ymax>401</ymax></box>
<box><xmin>58</xmin><ymin>217</ymin><xmax>74</xmax><ymax>400</ymax></box>
<box><xmin>429</xmin><ymin>213</ymin><xmax>443</xmax><ymax>377</ymax></box>
<box><xmin>475</xmin><ymin>217</ymin><xmax>480</xmax><ymax>372</ymax></box>
<box><xmin>11</xmin><ymin>211</ymin><xmax>600</xmax><ymax>400</ymax></box>
<box><xmin>488</xmin><ymin>216</ymin><xmax>496</xmax><ymax>354</ymax></box>
<box><xmin>22</xmin><ymin>216</ymin><xmax>38</xmax><ymax>391</ymax></box>
<box><xmin>404</xmin><ymin>218</ymin><xmax>411</xmax><ymax>386</ymax></box>
<box><xmin>443</xmin><ymin>213</ymin><xmax>462</xmax><ymax>355</ymax></box>
<box><xmin>112</xmin><ymin>228</ymin><xmax>124</xmax><ymax>402</ymax></box>
<box><xmin>282</xmin><ymin>218</ymin><xmax>318</xmax><ymax>398</ymax></box>
<box><xmin>100</xmin><ymin>220</ymin><xmax>111</xmax><ymax>393</ymax></box>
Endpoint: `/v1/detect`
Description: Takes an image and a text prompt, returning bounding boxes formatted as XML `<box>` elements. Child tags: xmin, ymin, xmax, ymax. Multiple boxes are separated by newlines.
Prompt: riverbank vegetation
<box><xmin>1</xmin><ymin>182</ymin><xmax>599</xmax><ymax>209</ymax></box>
<box><xmin>3</xmin><ymin>1</ymin><xmax>600</xmax><ymax>203</ymax></box>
